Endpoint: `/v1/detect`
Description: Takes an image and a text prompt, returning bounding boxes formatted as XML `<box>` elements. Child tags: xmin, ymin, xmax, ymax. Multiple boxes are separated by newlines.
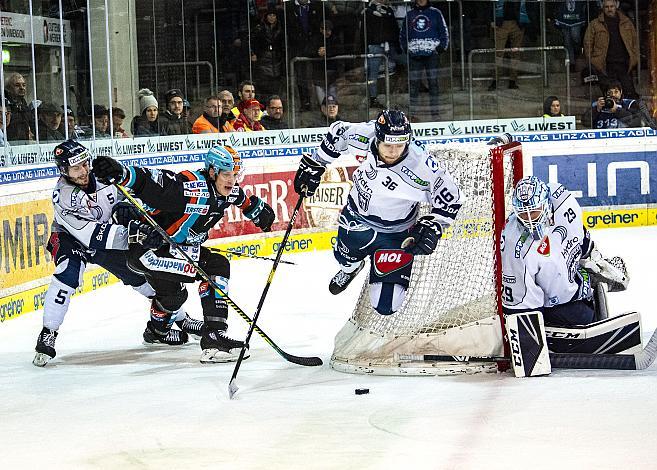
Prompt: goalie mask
<box><xmin>512</xmin><ymin>176</ymin><xmax>552</xmax><ymax>240</ymax></box>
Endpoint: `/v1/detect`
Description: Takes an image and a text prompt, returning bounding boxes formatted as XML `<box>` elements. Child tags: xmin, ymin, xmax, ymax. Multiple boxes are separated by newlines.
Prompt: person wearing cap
<box><xmin>309</xmin><ymin>95</ymin><xmax>341</xmax><ymax>128</ymax></box>
<box><xmin>37</xmin><ymin>102</ymin><xmax>65</xmax><ymax>142</ymax></box>
<box><xmin>132</xmin><ymin>88</ymin><xmax>161</xmax><ymax>137</ymax></box>
<box><xmin>158</xmin><ymin>88</ymin><xmax>192</xmax><ymax>135</ymax></box>
<box><xmin>93</xmin><ymin>105</ymin><xmax>111</xmax><ymax>138</ymax></box>
<box><xmin>112</xmin><ymin>107</ymin><xmax>129</xmax><ymax>138</ymax></box>
<box><xmin>192</xmin><ymin>96</ymin><xmax>221</xmax><ymax>134</ymax></box>
<box><xmin>58</xmin><ymin>105</ymin><xmax>85</xmax><ymax>140</ymax></box>
<box><xmin>231</xmin><ymin>98</ymin><xmax>266</xmax><ymax>132</ymax></box>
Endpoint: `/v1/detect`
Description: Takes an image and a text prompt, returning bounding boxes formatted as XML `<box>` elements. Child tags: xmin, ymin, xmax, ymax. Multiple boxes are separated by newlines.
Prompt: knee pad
<box><xmin>369</xmin><ymin>282</ymin><xmax>406</xmax><ymax>315</ymax></box>
<box><xmin>157</xmin><ymin>284</ymin><xmax>188</xmax><ymax>312</ymax></box>
<box><xmin>199</xmin><ymin>248</ymin><xmax>230</xmax><ymax>278</ymax></box>
<box><xmin>53</xmin><ymin>257</ymin><xmax>85</xmax><ymax>290</ymax></box>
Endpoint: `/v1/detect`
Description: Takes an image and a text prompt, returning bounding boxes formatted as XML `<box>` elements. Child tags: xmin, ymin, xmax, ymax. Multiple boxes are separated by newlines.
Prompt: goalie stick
<box><xmin>394</xmin><ymin>327</ymin><xmax>657</xmax><ymax>370</ymax></box>
<box><xmin>116</xmin><ymin>185</ymin><xmax>322</xmax><ymax>368</ymax></box>
<box><xmin>229</xmin><ymin>197</ymin><xmax>305</xmax><ymax>400</ymax></box>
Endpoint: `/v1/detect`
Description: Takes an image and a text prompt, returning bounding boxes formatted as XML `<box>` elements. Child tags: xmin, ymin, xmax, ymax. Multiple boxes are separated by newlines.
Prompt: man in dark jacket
<box><xmin>260</xmin><ymin>95</ymin><xmax>289</xmax><ymax>130</ymax></box>
<box><xmin>159</xmin><ymin>88</ymin><xmax>193</xmax><ymax>135</ymax></box>
<box><xmin>4</xmin><ymin>73</ymin><xmax>34</xmax><ymax>142</ymax></box>
<box><xmin>363</xmin><ymin>0</ymin><xmax>400</xmax><ymax>107</ymax></box>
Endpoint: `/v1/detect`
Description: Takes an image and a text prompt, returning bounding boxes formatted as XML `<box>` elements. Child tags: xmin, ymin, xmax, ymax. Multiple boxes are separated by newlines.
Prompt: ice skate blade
<box><xmin>200</xmin><ymin>348</ymin><xmax>250</xmax><ymax>363</ymax></box>
<box><xmin>33</xmin><ymin>352</ymin><xmax>53</xmax><ymax>367</ymax></box>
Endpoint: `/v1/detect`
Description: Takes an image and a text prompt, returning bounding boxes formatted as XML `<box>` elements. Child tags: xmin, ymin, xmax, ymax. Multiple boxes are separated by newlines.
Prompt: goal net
<box><xmin>330</xmin><ymin>141</ymin><xmax>523</xmax><ymax>375</ymax></box>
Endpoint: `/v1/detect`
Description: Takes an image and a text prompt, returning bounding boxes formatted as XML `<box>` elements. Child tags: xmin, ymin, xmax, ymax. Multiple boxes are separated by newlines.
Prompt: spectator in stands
<box><xmin>232</xmin><ymin>98</ymin><xmax>266</xmax><ymax>132</ymax></box>
<box><xmin>260</xmin><ymin>95</ymin><xmax>288</xmax><ymax>130</ymax></box>
<box><xmin>218</xmin><ymin>90</ymin><xmax>237</xmax><ymax>132</ymax></box>
<box><xmin>236</xmin><ymin>80</ymin><xmax>257</xmax><ymax>108</ymax></box>
<box><xmin>93</xmin><ymin>105</ymin><xmax>111</xmax><ymax>138</ymax></box>
<box><xmin>400</xmin><ymin>0</ymin><xmax>448</xmax><ymax>120</ymax></box>
<box><xmin>252</xmin><ymin>7</ymin><xmax>286</xmax><ymax>99</ymax></box>
<box><xmin>159</xmin><ymin>88</ymin><xmax>193</xmax><ymax>135</ymax></box>
<box><xmin>312</xmin><ymin>20</ymin><xmax>345</xmax><ymax>107</ymax></box>
<box><xmin>4</xmin><ymin>72</ymin><xmax>34</xmax><ymax>142</ymax></box>
<box><xmin>550</xmin><ymin>0</ymin><xmax>587</xmax><ymax>72</ymax></box>
<box><xmin>111</xmin><ymin>107</ymin><xmax>129</xmax><ymax>138</ymax></box>
<box><xmin>37</xmin><ymin>103</ymin><xmax>65</xmax><ymax>142</ymax></box>
<box><xmin>1</xmin><ymin>97</ymin><xmax>12</xmax><ymax>144</ymax></box>
<box><xmin>131</xmin><ymin>88</ymin><xmax>161</xmax><ymax>137</ymax></box>
<box><xmin>488</xmin><ymin>0</ymin><xmax>537</xmax><ymax>91</ymax></box>
<box><xmin>192</xmin><ymin>96</ymin><xmax>221</xmax><ymax>134</ymax></box>
<box><xmin>583</xmin><ymin>0</ymin><xmax>639</xmax><ymax>98</ymax></box>
<box><xmin>543</xmin><ymin>96</ymin><xmax>564</xmax><ymax>117</ymax></box>
<box><xmin>582</xmin><ymin>79</ymin><xmax>639</xmax><ymax>129</ymax></box>
<box><xmin>363</xmin><ymin>0</ymin><xmax>400</xmax><ymax>108</ymax></box>
<box><xmin>284</xmin><ymin>0</ymin><xmax>322</xmax><ymax>111</ymax></box>
<box><xmin>309</xmin><ymin>95</ymin><xmax>341</xmax><ymax>127</ymax></box>
<box><xmin>58</xmin><ymin>105</ymin><xmax>85</xmax><ymax>140</ymax></box>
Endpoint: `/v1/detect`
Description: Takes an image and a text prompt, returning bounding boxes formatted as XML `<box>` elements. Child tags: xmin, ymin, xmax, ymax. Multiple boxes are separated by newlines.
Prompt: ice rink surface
<box><xmin>1</xmin><ymin>227</ymin><xmax>656</xmax><ymax>470</ymax></box>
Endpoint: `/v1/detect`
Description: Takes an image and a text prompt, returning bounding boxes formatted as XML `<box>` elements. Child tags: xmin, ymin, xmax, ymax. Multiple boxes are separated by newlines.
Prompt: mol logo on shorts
<box><xmin>373</xmin><ymin>249</ymin><xmax>413</xmax><ymax>276</ymax></box>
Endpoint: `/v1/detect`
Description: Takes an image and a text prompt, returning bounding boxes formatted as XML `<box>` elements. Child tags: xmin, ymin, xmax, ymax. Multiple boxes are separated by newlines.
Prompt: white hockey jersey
<box><xmin>52</xmin><ymin>176</ymin><xmax>129</xmax><ymax>251</ymax></box>
<box><xmin>312</xmin><ymin>120</ymin><xmax>463</xmax><ymax>232</ymax></box>
<box><xmin>501</xmin><ymin>182</ymin><xmax>591</xmax><ymax>312</ymax></box>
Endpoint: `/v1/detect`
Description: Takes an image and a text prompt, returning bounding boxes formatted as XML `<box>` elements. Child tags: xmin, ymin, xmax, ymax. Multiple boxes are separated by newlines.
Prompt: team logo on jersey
<box><xmin>184</xmin><ymin>203</ymin><xmax>209</xmax><ymax>215</ymax></box>
<box><xmin>537</xmin><ymin>236</ymin><xmax>551</xmax><ymax>256</ymax></box>
<box><xmin>365</xmin><ymin>164</ymin><xmax>377</xmax><ymax>180</ymax></box>
<box><xmin>373</xmin><ymin>249</ymin><xmax>413</xmax><ymax>276</ymax></box>
<box><xmin>401</xmin><ymin>166</ymin><xmax>429</xmax><ymax>187</ymax></box>
<box><xmin>424</xmin><ymin>156</ymin><xmax>439</xmax><ymax>173</ymax></box>
<box><xmin>553</xmin><ymin>225</ymin><xmax>568</xmax><ymax>243</ymax></box>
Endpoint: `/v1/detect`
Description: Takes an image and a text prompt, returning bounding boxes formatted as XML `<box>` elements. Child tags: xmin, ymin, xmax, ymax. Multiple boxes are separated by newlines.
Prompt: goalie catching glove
<box><xmin>127</xmin><ymin>220</ymin><xmax>165</xmax><ymax>250</ymax></box>
<box><xmin>294</xmin><ymin>154</ymin><xmax>326</xmax><ymax>197</ymax></box>
<box><xmin>93</xmin><ymin>155</ymin><xmax>127</xmax><ymax>185</ymax></box>
<box><xmin>402</xmin><ymin>215</ymin><xmax>442</xmax><ymax>256</ymax></box>
<box><xmin>242</xmin><ymin>195</ymin><xmax>275</xmax><ymax>232</ymax></box>
<box><xmin>580</xmin><ymin>245</ymin><xmax>629</xmax><ymax>291</ymax></box>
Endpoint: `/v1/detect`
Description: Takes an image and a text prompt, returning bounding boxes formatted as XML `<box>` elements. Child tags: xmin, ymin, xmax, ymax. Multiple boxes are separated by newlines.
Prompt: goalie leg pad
<box><xmin>505</xmin><ymin>311</ymin><xmax>551</xmax><ymax>377</ymax></box>
<box><xmin>545</xmin><ymin>311</ymin><xmax>642</xmax><ymax>354</ymax></box>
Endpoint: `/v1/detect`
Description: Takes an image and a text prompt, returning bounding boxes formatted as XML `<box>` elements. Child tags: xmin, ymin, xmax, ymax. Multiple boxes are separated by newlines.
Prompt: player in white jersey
<box><xmin>293</xmin><ymin>109</ymin><xmax>463</xmax><ymax>314</ymax></box>
<box><xmin>501</xmin><ymin>176</ymin><xmax>627</xmax><ymax>326</ymax></box>
<box><xmin>33</xmin><ymin>140</ymin><xmax>201</xmax><ymax>367</ymax></box>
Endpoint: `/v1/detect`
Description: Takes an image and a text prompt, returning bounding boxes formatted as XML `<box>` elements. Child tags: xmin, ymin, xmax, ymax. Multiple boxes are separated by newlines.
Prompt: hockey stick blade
<box><xmin>395</xmin><ymin>328</ymin><xmax>657</xmax><ymax>371</ymax></box>
<box><xmin>228</xmin><ymin>379</ymin><xmax>239</xmax><ymax>400</ymax></box>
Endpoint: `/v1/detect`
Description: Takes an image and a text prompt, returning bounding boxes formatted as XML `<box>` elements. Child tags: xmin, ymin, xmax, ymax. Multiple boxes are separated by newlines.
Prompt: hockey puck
<box><xmin>355</xmin><ymin>388</ymin><xmax>369</xmax><ymax>395</ymax></box>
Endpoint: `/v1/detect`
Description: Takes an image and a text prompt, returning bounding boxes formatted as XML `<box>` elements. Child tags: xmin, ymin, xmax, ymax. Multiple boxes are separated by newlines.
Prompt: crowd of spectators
<box><xmin>0</xmin><ymin>0</ymin><xmax>652</xmax><ymax>144</ymax></box>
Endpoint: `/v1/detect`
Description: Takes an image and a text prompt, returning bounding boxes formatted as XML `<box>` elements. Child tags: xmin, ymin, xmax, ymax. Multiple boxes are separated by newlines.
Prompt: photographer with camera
<box><xmin>583</xmin><ymin>80</ymin><xmax>639</xmax><ymax>129</ymax></box>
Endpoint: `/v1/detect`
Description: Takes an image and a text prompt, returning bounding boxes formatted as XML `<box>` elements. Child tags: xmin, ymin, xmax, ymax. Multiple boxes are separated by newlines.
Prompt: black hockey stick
<box><xmin>116</xmin><ymin>185</ymin><xmax>322</xmax><ymax>368</ymax></box>
<box><xmin>208</xmin><ymin>247</ymin><xmax>297</xmax><ymax>265</ymax></box>
<box><xmin>395</xmin><ymin>328</ymin><xmax>657</xmax><ymax>371</ymax></box>
<box><xmin>229</xmin><ymin>196</ymin><xmax>305</xmax><ymax>399</ymax></box>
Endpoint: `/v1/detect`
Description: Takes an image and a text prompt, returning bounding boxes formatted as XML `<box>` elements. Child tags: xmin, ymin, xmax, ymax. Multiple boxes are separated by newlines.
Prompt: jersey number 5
<box><xmin>382</xmin><ymin>176</ymin><xmax>398</xmax><ymax>191</ymax></box>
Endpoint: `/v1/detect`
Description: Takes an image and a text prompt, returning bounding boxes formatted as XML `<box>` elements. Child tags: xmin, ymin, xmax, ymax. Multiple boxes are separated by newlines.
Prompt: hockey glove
<box><xmin>580</xmin><ymin>247</ymin><xmax>629</xmax><ymax>291</ymax></box>
<box><xmin>242</xmin><ymin>195</ymin><xmax>275</xmax><ymax>232</ymax></box>
<box><xmin>127</xmin><ymin>220</ymin><xmax>165</xmax><ymax>250</ymax></box>
<box><xmin>112</xmin><ymin>202</ymin><xmax>141</xmax><ymax>226</ymax></box>
<box><xmin>294</xmin><ymin>154</ymin><xmax>326</xmax><ymax>197</ymax></box>
<box><xmin>93</xmin><ymin>155</ymin><xmax>127</xmax><ymax>185</ymax></box>
<box><xmin>402</xmin><ymin>216</ymin><xmax>442</xmax><ymax>256</ymax></box>
<box><xmin>487</xmin><ymin>132</ymin><xmax>513</xmax><ymax>146</ymax></box>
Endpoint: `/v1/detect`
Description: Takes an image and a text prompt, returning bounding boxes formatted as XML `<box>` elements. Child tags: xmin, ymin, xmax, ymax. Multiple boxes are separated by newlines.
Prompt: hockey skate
<box><xmin>175</xmin><ymin>314</ymin><xmax>204</xmax><ymax>339</ymax></box>
<box><xmin>33</xmin><ymin>327</ymin><xmax>58</xmax><ymax>367</ymax></box>
<box><xmin>329</xmin><ymin>262</ymin><xmax>364</xmax><ymax>295</ymax></box>
<box><xmin>200</xmin><ymin>329</ymin><xmax>247</xmax><ymax>363</ymax></box>
<box><xmin>143</xmin><ymin>321</ymin><xmax>189</xmax><ymax>346</ymax></box>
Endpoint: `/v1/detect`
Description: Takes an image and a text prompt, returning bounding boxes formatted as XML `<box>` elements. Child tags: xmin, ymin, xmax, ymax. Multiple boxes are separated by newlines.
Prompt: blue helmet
<box><xmin>54</xmin><ymin>139</ymin><xmax>90</xmax><ymax>176</ymax></box>
<box><xmin>374</xmin><ymin>109</ymin><xmax>412</xmax><ymax>145</ymax></box>
<box><xmin>205</xmin><ymin>145</ymin><xmax>240</xmax><ymax>173</ymax></box>
<box><xmin>512</xmin><ymin>176</ymin><xmax>552</xmax><ymax>240</ymax></box>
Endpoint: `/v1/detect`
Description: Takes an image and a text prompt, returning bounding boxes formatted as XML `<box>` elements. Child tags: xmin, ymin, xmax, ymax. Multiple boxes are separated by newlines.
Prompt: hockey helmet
<box><xmin>512</xmin><ymin>176</ymin><xmax>552</xmax><ymax>240</ymax></box>
<box><xmin>205</xmin><ymin>145</ymin><xmax>239</xmax><ymax>173</ymax></box>
<box><xmin>374</xmin><ymin>109</ymin><xmax>412</xmax><ymax>146</ymax></box>
<box><xmin>54</xmin><ymin>139</ymin><xmax>90</xmax><ymax>176</ymax></box>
